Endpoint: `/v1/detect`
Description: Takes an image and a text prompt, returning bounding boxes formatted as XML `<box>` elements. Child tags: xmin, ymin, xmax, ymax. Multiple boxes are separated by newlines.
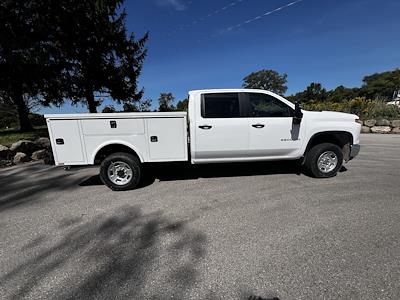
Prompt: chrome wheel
<box><xmin>107</xmin><ymin>161</ymin><xmax>133</xmax><ymax>186</ymax></box>
<box><xmin>317</xmin><ymin>151</ymin><xmax>338</xmax><ymax>173</ymax></box>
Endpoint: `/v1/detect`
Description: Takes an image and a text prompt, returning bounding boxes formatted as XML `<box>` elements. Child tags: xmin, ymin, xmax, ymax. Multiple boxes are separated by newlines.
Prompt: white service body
<box><xmin>46</xmin><ymin>112</ymin><xmax>188</xmax><ymax>165</ymax></box>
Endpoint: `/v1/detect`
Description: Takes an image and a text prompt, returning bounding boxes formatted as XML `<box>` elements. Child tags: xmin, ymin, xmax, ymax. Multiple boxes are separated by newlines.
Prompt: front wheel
<box><xmin>304</xmin><ymin>143</ymin><xmax>343</xmax><ymax>178</ymax></box>
<box><xmin>99</xmin><ymin>152</ymin><xmax>141</xmax><ymax>191</ymax></box>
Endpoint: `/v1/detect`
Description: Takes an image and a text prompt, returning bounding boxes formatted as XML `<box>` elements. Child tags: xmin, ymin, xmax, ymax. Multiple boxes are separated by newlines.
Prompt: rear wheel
<box><xmin>100</xmin><ymin>152</ymin><xmax>141</xmax><ymax>191</ymax></box>
<box><xmin>305</xmin><ymin>143</ymin><xmax>343</xmax><ymax>178</ymax></box>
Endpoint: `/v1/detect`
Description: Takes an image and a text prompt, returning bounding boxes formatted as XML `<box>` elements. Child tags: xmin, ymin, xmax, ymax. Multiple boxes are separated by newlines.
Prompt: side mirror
<box><xmin>293</xmin><ymin>102</ymin><xmax>303</xmax><ymax>124</ymax></box>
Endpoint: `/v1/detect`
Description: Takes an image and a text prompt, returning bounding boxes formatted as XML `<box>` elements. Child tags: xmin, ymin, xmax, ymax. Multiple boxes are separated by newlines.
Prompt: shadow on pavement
<box><xmin>0</xmin><ymin>163</ymin><xmax>83</xmax><ymax>212</ymax></box>
<box><xmin>0</xmin><ymin>205</ymin><xmax>207</xmax><ymax>299</ymax></box>
<box><xmin>81</xmin><ymin>160</ymin><xmax>302</xmax><ymax>189</ymax></box>
<box><xmin>0</xmin><ymin>160</ymin><xmax>302</xmax><ymax>210</ymax></box>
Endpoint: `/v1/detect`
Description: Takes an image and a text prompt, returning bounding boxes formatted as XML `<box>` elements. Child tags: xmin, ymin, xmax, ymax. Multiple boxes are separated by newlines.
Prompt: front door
<box><xmin>194</xmin><ymin>93</ymin><xmax>248</xmax><ymax>160</ymax></box>
<box><xmin>245</xmin><ymin>92</ymin><xmax>305</xmax><ymax>158</ymax></box>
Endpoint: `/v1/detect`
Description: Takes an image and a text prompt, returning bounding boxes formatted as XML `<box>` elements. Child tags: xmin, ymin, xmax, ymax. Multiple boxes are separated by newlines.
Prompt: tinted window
<box><xmin>248</xmin><ymin>93</ymin><xmax>293</xmax><ymax>117</ymax></box>
<box><xmin>202</xmin><ymin>93</ymin><xmax>240</xmax><ymax>118</ymax></box>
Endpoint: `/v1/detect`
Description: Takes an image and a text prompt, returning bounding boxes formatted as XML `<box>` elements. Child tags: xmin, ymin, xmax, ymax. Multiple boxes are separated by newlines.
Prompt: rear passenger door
<box><xmin>245</xmin><ymin>92</ymin><xmax>305</xmax><ymax>158</ymax></box>
<box><xmin>194</xmin><ymin>93</ymin><xmax>248</xmax><ymax>160</ymax></box>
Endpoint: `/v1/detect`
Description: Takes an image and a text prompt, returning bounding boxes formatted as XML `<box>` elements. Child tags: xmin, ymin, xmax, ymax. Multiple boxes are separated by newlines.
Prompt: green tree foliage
<box><xmin>360</xmin><ymin>69</ymin><xmax>400</xmax><ymax>100</ymax></box>
<box><xmin>123</xmin><ymin>99</ymin><xmax>152</xmax><ymax>112</ymax></box>
<box><xmin>0</xmin><ymin>0</ymin><xmax>63</xmax><ymax>131</ymax></box>
<box><xmin>242</xmin><ymin>69</ymin><xmax>288</xmax><ymax>95</ymax></box>
<box><xmin>303</xmin><ymin>97</ymin><xmax>400</xmax><ymax>120</ymax></box>
<box><xmin>326</xmin><ymin>85</ymin><xmax>360</xmax><ymax>103</ymax></box>
<box><xmin>46</xmin><ymin>0</ymin><xmax>149</xmax><ymax>113</ymax></box>
<box><xmin>102</xmin><ymin>106</ymin><xmax>116</xmax><ymax>113</ymax></box>
<box><xmin>176</xmin><ymin>98</ymin><xmax>189</xmax><ymax>111</ymax></box>
<box><xmin>288</xmin><ymin>82</ymin><xmax>327</xmax><ymax>104</ymax></box>
<box><xmin>0</xmin><ymin>0</ymin><xmax>148</xmax><ymax>132</ymax></box>
<box><xmin>158</xmin><ymin>93</ymin><xmax>175</xmax><ymax>112</ymax></box>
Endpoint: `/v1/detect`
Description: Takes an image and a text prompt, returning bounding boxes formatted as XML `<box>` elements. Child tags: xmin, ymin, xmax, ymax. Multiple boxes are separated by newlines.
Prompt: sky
<box><xmin>40</xmin><ymin>0</ymin><xmax>400</xmax><ymax>114</ymax></box>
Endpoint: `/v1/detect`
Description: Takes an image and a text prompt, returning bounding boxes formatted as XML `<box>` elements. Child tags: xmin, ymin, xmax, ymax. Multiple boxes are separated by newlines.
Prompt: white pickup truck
<box><xmin>45</xmin><ymin>89</ymin><xmax>361</xmax><ymax>191</ymax></box>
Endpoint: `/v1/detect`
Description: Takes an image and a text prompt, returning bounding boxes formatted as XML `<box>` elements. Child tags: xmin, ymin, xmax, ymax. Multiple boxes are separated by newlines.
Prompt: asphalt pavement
<box><xmin>0</xmin><ymin>134</ymin><xmax>399</xmax><ymax>299</ymax></box>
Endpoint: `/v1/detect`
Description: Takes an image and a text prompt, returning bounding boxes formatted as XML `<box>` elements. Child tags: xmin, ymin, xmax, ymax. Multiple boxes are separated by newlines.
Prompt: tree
<box><xmin>0</xmin><ymin>0</ymin><xmax>148</xmax><ymax>130</ymax></box>
<box><xmin>360</xmin><ymin>69</ymin><xmax>400</xmax><ymax>100</ymax></box>
<box><xmin>0</xmin><ymin>0</ymin><xmax>63</xmax><ymax>131</ymax></box>
<box><xmin>102</xmin><ymin>106</ymin><xmax>116</xmax><ymax>113</ymax></box>
<box><xmin>242</xmin><ymin>69</ymin><xmax>288</xmax><ymax>95</ymax></box>
<box><xmin>288</xmin><ymin>82</ymin><xmax>327</xmax><ymax>104</ymax></box>
<box><xmin>326</xmin><ymin>85</ymin><xmax>360</xmax><ymax>102</ymax></box>
<box><xmin>123</xmin><ymin>99</ymin><xmax>152</xmax><ymax>112</ymax></box>
<box><xmin>176</xmin><ymin>98</ymin><xmax>188</xmax><ymax>111</ymax></box>
<box><xmin>46</xmin><ymin>0</ymin><xmax>149</xmax><ymax>113</ymax></box>
<box><xmin>158</xmin><ymin>93</ymin><xmax>175</xmax><ymax>112</ymax></box>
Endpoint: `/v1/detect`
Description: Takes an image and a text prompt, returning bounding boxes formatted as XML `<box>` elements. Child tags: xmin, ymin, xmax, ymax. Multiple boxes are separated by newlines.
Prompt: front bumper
<box><xmin>349</xmin><ymin>144</ymin><xmax>361</xmax><ymax>160</ymax></box>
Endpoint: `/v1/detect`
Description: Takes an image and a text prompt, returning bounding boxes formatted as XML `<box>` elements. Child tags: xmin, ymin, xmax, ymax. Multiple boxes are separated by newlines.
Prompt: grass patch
<box><xmin>0</xmin><ymin>126</ymin><xmax>48</xmax><ymax>146</ymax></box>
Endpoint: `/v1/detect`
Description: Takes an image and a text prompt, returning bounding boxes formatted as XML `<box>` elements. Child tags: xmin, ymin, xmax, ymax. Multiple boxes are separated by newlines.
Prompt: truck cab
<box><xmin>188</xmin><ymin>89</ymin><xmax>360</xmax><ymax>164</ymax></box>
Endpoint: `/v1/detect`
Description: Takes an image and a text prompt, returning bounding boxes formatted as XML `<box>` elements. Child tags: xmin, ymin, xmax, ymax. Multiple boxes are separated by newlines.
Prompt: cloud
<box><xmin>156</xmin><ymin>0</ymin><xmax>189</xmax><ymax>11</ymax></box>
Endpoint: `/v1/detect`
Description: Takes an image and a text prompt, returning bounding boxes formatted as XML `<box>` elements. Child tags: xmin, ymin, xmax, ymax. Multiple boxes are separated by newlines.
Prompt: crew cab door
<box><xmin>194</xmin><ymin>93</ymin><xmax>248</xmax><ymax>160</ymax></box>
<box><xmin>245</xmin><ymin>92</ymin><xmax>305</xmax><ymax>158</ymax></box>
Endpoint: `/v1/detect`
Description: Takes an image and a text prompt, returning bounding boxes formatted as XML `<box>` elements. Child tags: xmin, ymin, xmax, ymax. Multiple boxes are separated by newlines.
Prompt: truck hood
<box><xmin>303</xmin><ymin>110</ymin><xmax>359</xmax><ymax>121</ymax></box>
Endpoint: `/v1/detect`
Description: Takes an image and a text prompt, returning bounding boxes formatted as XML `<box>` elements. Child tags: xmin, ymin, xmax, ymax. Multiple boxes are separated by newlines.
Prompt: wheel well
<box><xmin>305</xmin><ymin>131</ymin><xmax>353</xmax><ymax>161</ymax></box>
<box><xmin>94</xmin><ymin>144</ymin><xmax>140</xmax><ymax>164</ymax></box>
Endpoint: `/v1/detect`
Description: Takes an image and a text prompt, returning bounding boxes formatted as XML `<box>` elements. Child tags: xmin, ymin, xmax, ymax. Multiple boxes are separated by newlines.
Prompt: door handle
<box><xmin>252</xmin><ymin>124</ymin><xmax>265</xmax><ymax>129</ymax></box>
<box><xmin>199</xmin><ymin>125</ymin><xmax>212</xmax><ymax>130</ymax></box>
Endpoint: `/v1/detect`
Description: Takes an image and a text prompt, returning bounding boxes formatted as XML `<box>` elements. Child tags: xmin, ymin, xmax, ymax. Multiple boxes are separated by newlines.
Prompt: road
<box><xmin>0</xmin><ymin>134</ymin><xmax>399</xmax><ymax>299</ymax></box>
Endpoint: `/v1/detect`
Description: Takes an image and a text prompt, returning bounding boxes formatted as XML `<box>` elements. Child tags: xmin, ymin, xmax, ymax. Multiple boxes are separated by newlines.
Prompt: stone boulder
<box><xmin>364</xmin><ymin>119</ymin><xmax>376</xmax><ymax>127</ymax></box>
<box><xmin>375</xmin><ymin>119</ymin><xmax>391</xmax><ymax>126</ymax></box>
<box><xmin>31</xmin><ymin>149</ymin><xmax>48</xmax><ymax>161</ymax></box>
<box><xmin>43</xmin><ymin>150</ymin><xmax>55</xmax><ymax>165</ymax></box>
<box><xmin>10</xmin><ymin>140</ymin><xmax>38</xmax><ymax>155</ymax></box>
<box><xmin>391</xmin><ymin>127</ymin><xmax>400</xmax><ymax>134</ymax></box>
<box><xmin>35</xmin><ymin>137</ymin><xmax>51</xmax><ymax>149</ymax></box>
<box><xmin>13</xmin><ymin>152</ymin><xmax>30</xmax><ymax>164</ymax></box>
<box><xmin>370</xmin><ymin>126</ymin><xmax>392</xmax><ymax>134</ymax></box>
<box><xmin>0</xmin><ymin>145</ymin><xmax>11</xmax><ymax>160</ymax></box>
<box><xmin>0</xmin><ymin>159</ymin><xmax>12</xmax><ymax>167</ymax></box>
<box><xmin>391</xmin><ymin>120</ymin><xmax>400</xmax><ymax>127</ymax></box>
<box><xmin>361</xmin><ymin>126</ymin><xmax>371</xmax><ymax>133</ymax></box>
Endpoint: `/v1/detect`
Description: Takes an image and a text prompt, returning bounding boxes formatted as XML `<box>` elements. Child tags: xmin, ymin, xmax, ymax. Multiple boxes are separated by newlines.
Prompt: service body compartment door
<box><xmin>48</xmin><ymin>120</ymin><xmax>85</xmax><ymax>164</ymax></box>
<box><xmin>146</xmin><ymin>118</ymin><xmax>187</xmax><ymax>161</ymax></box>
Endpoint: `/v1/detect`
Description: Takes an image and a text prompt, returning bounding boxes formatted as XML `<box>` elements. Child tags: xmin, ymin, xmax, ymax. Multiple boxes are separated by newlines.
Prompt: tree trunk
<box><xmin>85</xmin><ymin>87</ymin><xmax>97</xmax><ymax>113</ymax></box>
<box><xmin>12</xmin><ymin>89</ymin><xmax>33</xmax><ymax>132</ymax></box>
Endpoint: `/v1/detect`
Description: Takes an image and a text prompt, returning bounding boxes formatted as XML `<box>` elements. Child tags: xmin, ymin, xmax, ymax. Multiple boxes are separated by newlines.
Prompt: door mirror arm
<box><xmin>293</xmin><ymin>101</ymin><xmax>303</xmax><ymax>125</ymax></box>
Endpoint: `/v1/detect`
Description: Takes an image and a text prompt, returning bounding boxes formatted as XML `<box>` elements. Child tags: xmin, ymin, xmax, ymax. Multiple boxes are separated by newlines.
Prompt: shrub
<box><xmin>302</xmin><ymin>97</ymin><xmax>400</xmax><ymax>120</ymax></box>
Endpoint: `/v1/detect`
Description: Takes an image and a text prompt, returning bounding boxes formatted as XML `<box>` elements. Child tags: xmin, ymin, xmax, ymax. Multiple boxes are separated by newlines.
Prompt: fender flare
<box><xmin>90</xmin><ymin>141</ymin><xmax>144</xmax><ymax>164</ymax></box>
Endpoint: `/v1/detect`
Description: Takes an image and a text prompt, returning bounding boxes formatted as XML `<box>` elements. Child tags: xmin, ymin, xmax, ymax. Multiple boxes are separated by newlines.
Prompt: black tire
<box><xmin>99</xmin><ymin>152</ymin><xmax>141</xmax><ymax>191</ymax></box>
<box><xmin>304</xmin><ymin>143</ymin><xmax>343</xmax><ymax>178</ymax></box>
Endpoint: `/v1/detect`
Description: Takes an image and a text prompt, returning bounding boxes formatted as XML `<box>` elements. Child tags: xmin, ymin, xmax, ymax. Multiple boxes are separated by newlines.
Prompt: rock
<box><xmin>43</xmin><ymin>150</ymin><xmax>55</xmax><ymax>165</ymax></box>
<box><xmin>361</xmin><ymin>126</ymin><xmax>371</xmax><ymax>133</ymax></box>
<box><xmin>13</xmin><ymin>152</ymin><xmax>31</xmax><ymax>164</ymax></box>
<box><xmin>35</xmin><ymin>137</ymin><xmax>51</xmax><ymax>149</ymax></box>
<box><xmin>31</xmin><ymin>149</ymin><xmax>48</xmax><ymax>160</ymax></box>
<box><xmin>370</xmin><ymin>126</ymin><xmax>392</xmax><ymax>134</ymax></box>
<box><xmin>0</xmin><ymin>159</ymin><xmax>12</xmax><ymax>168</ymax></box>
<box><xmin>391</xmin><ymin>120</ymin><xmax>400</xmax><ymax>127</ymax></box>
<box><xmin>364</xmin><ymin>119</ymin><xmax>376</xmax><ymax>127</ymax></box>
<box><xmin>391</xmin><ymin>127</ymin><xmax>400</xmax><ymax>134</ymax></box>
<box><xmin>0</xmin><ymin>145</ymin><xmax>11</xmax><ymax>159</ymax></box>
<box><xmin>375</xmin><ymin>119</ymin><xmax>391</xmax><ymax>126</ymax></box>
<box><xmin>357</xmin><ymin>120</ymin><xmax>363</xmax><ymax>126</ymax></box>
<box><xmin>10</xmin><ymin>140</ymin><xmax>38</xmax><ymax>155</ymax></box>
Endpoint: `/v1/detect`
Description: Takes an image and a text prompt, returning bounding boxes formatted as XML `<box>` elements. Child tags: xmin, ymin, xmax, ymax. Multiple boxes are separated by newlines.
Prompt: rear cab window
<box><xmin>201</xmin><ymin>93</ymin><xmax>240</xmax><ymax>118</ymax></box>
